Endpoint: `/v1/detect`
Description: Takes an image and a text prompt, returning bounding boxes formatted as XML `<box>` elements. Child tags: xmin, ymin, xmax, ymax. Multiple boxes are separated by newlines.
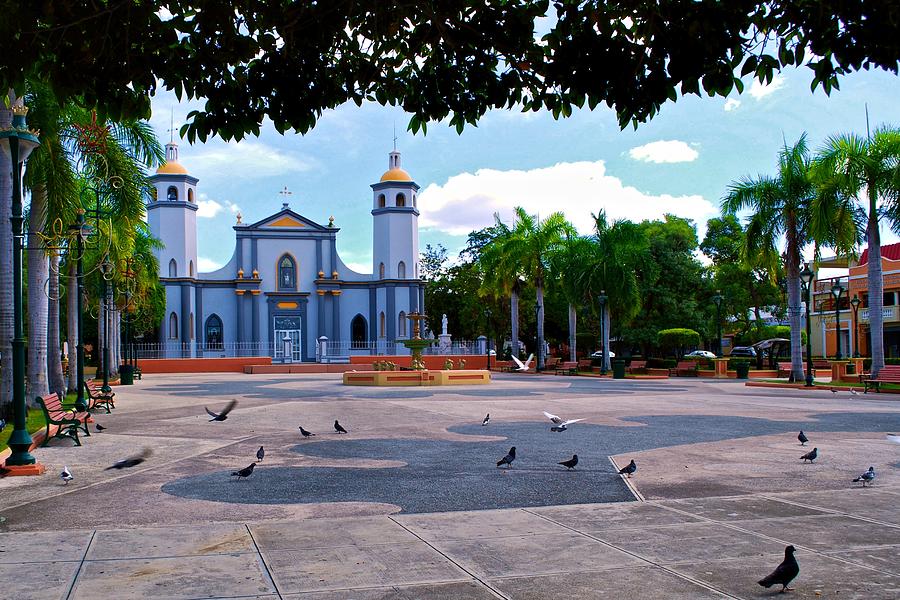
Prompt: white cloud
<box><xmin>198</xmin><ymin>257</ymin><xmax>223</xmax><ymax>272</ymax></box>
<box><xmin>345</xmin><ymin>261</ymin><xmax>372</xmax><ymax>274</ymax></box>
<box><xmin>724</xmin><ymin>98</ymin><xmax>741</xmax><ymax>112</ymax></box>
<box><xmin>195</xmin><ymin>193</ymin><xmax>241</xmax><ymax>219</ymax></box>
<box><xmin>187</xmin><ymin>141</ymin><xmax>319</xmax><ymax>179</ymax></box>
<box><xmin>418</xmin><ymin>160</ymin><xmax>716</xmax><ymax>236</ymax></box>
<box><xmin>749</xmin><ymin>74</ymin><xmax>785</xmax><ymax>100</ymax></box>
<box><xmin>628</xmin><ymin>140</ymin><xmax>699</xmax><ymax>164</ymax></box>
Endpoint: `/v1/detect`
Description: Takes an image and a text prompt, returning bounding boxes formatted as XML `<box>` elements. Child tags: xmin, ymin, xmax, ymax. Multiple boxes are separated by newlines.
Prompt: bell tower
<box><xmin>371</xmin><ymin>148</ymin><xmax>419</xmax><ymax>280</ymax></box>
<box><xmin>147</xmin><ymin>141</ymin><xmax>199</xmax><ymax>279</ymax></box>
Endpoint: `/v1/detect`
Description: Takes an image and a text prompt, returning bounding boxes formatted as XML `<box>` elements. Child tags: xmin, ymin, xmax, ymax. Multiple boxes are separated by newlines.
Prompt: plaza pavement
<box><xmin>1</xmin><ymin>373</ymin><xmax>898</xmax><ymax>599</ymax></box>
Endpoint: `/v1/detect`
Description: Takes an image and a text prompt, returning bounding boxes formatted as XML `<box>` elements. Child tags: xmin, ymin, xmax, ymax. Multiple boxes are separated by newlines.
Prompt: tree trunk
<box><xmin>26</xmin><ymin>185</ymin><xmax>50</xmax><ymax>403</ymax></box>
<box><xmin>536</xmin><ymin>282</ymin><xmax>545</xmax><ymax>369</ymax></box>
<box><xmin>785</xmin><ymin>223</ymin><xmax>805</xmax><ymax>382</ymax></box>
<box><xmin>47</xmin><ymin>249</ymin><xmax>66</xmax><ymax>398</ymax></box>
<box><xmin>867</xmin><ymin>188</ymin><xmax>884</xmax><ymax>377</ymax></box>
<box><xmin>66</xmin><ymin>257</ymin><xmax>79</xmax><ymax>392</ymax></box>
<box><xmin>603</xmin><ymin>307</ymin><xmax>612</xmax><ymax>372</ymax></box>
<box><xmin>510</xmin><ymin>284</ymin><xmax>520</xmax><ymax>358</ymax></box>
<box><xmin>568</xmin><ymin>303</ymin><xmax>576</xmax><ymax>362</ymax></box>
<box><xmin>0</xmin><ymin>98</ymin><xmax>13</xmax><ymax>420</ymax></box>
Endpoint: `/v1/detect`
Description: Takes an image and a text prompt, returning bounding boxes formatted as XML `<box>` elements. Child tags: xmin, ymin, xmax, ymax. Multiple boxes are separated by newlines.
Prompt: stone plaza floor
<box><xmin>1</xmin><ymin>373</ymin><xmax>899</xmax><ymax>598</ymax></box>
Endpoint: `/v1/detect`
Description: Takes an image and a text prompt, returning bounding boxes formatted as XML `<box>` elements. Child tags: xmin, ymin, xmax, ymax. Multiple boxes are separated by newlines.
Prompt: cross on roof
<box><xmin>167</xmin><ymin>108</ymin><xmax>178</xmax><ymax>143</ymax></box>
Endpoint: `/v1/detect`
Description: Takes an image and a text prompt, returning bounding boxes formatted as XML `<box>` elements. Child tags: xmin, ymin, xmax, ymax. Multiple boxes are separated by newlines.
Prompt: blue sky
<box><xmin>147</xmin><ymin>67</ymin><xmax>900</xmax><ymax>274</ymax></box>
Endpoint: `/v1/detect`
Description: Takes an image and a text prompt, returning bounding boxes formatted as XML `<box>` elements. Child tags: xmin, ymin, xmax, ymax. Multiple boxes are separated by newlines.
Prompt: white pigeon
<box><xmin>543</xmin><ymin>411</ymin><xmax>585</xmax><ymax>432</ymax></box>
<box><xmin>850</xmin><ymin>388</ymin><xmax>859</xmax><ymax>395</ymax></box>
<box><xmin>886</xmin><ymin>434</ymin><xmax>900</xmax><ymax>445</ymax></box>
<box><xmin>511</xmin><ymin>354</ymin><xmax>535</xmax><ymax>372</ymax></box>
<box><xmin>60</xmin><ymin>466</ymin><xmax>73</xmax><ymax>485</ymax></box>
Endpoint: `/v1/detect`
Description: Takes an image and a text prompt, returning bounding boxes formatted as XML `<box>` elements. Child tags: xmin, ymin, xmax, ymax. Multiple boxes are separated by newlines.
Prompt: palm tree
<box><xmin>550</xmin><ymin>234</ymin><xmax>594</xmax><ymax>362</ymax></box>
<box><xmin>479</xmin><ymin>215</ymin><xmax>519</xmax><ymax>356</ymax></box>
<box><xmin>0</xmin><ymin>96</ymin><xmax>14</xmax><ymax>419</ymax></box>
<box><xmin>816</xmin><ymin>126</ymin><xmax>900</xmax><ymax>377</ymax></box>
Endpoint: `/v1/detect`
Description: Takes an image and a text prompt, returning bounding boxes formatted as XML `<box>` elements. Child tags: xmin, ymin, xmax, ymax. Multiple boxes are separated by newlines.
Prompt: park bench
<box><xmin>626</xmin><ymin>360</ymin><xmax>647</xmax><ymax>374</ymax></box>
<box><xmin>554</xmin><ymin>361</ymin><xmax>578</xmax><ymax>375</ymax></box>
<box><xmin>777</xmin><ymin>362</ymin><xmax>793</xmax><ymax>377</ymax></box>
<box><xmin>863</xmin><ymin>364</ymin><xmax>900</xmax><ymax>393</ymax></box>
<box><xmin>84</xmin><ymin>380</ymin><xmax>115</xmax><ymax>413</ymax></box>
<box><xmin>36</xmin><ymin>392</ymin><xmax>91</xmax><ymax>446</ymax></box>
<box><xmin>577</xmin><ymin>359</ymin><xmax>593</xmax><ymax>372</ymax></box>
<box><xmin>670</xmin><ymin>360</ymin><xmax>698</xmax><ymax>377</ymax></box>
<box><xmin>544</xmin><ymin>357</ymin><xmax>561</xmax><ymax>371</ymax></box>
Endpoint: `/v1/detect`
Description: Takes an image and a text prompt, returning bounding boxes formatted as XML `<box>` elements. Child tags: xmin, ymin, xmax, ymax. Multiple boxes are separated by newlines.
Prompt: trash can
<box><xmin>734</xmin><ymin>361</ymin><xmax>750</xmax><ymax>379</ymax></box>
<box><xmin>612</xmin><ymin>360</ymin><xmax>626</xmax><ymax>379</ymax></box>
<box><xmin>120</xmin><ymin>364</ymin><xmax>134</xmax><ymax>385</ymax></box>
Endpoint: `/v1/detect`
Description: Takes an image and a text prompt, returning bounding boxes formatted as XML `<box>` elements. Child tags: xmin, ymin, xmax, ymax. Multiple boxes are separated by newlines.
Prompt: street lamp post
<box><xmin>850</xmin><ymin>295</ymin><xmax>861</xmax><ymax>358</ymax></box>
<box><xmin>831</xmin><ymin>281</ymin><xmax>844</xmax><ymax>360</ymax></box>
<box><xmin>98</xmin><ymin>257</ymin><xmax>115</xmax><ymax>393</ymax></box>
<box><xmin>800</xmin><ymin>265</ymin><xmax>815</xmax><ymax>387</ymax></box>
<box><xmin>533</xmin><ymin>302</ymin><xmax>541</xmax><ymax>372</ymax></box>
<box><xmin>71</xmin><ymin>211</ymin><xmax>90</xmax><ymax>411</ymax></box>
<box><xmin>712</xmin><ymin>291</ymin><xmax>723</xmax><ymax>357</ymax></box>
<box><xmin>597</xmin><ymin>290</ymin><xmax>608</xmax><ymax>376</ymax></box>
<box><xmin>485</xmin><ymin>308</ymin><xmax>492</xmax><ymax>371</ymax></box>
<box><xmin>0</xmin><ymin>104</ymin><xmax>41</xmax><ymax>469</ymax></box>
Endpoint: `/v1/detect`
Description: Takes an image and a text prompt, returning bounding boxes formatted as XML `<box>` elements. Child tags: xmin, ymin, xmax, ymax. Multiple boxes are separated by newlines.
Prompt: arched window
<box><xmin>379</xmin><ymin>262</ymin><xmax>385</xmax><ymax>279</ymax></box>
<box><xmin>413</xmin><ymin>193</ymin><xmax>417</xmax><ymax>207</ymax></box>
<box><xmin>168</xmin><ymin>312</ymin><xmax>178</xmax><ymax>339</ymax></box>
<box><xmin>351</xmin><ymin>314</ymin><xmax>367</xmax><ymax>348</ymax></box>
<box><xmin>379</xmin><ymin>311</ymin><xmax>386</xmax><ymax>338</ymax></box>
<box><xmin>378</xmin><ymin>193</ymin><xmax>386</xmax><ymax>208</ymax></box>
<box><xmin>398</xmin><ymin>261</ymin><xmax>406</xmax><ymax>279</ymax></box>
<box><xmin>187</xmin><ymin>188</ymin><xmax>194</xmax><ymax>203</ymax></box>
<box><xmin>205</xmin><ymin>314</ymin><xmax>223</xmax><ymax>350</ymax></box>
<box><xmin>399</xmin><ymin>311</ymin><xmax>407</xmax><ymax>337</ymax></box>
<box><xmin>396</xmin><ymin>192</ymin><xmax>406</xmax><ymax>207</ymax></box>
<box><xmin>168</xmin><ymin>259</ymin><xmax>177</xmax><ymax>278</ymax></box>
<box><xmin>189</xmin><ymin>260</ymin><xmax>194</xmax><ymax>277</ymax></box>
<box><xmin>167</xmin><ymin>186</ymin><xmax>178</xmax><ymax>201</ymax></box>
<box><xmin>278</xmin><ymin>254</ymin><xmax>296</xmax><ymax>290</ymax></box>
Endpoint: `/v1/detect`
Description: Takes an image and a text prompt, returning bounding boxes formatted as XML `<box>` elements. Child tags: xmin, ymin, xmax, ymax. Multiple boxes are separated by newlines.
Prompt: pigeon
<box><xmin>95</xmin><ymin>423</ymin><xmax>106</xmax><ymax>432</ymax></box>
<box><xmin>558</xmin><ymin>454</ymin><xmax>578</xmax><ymax>470</ymax></box>
<box><xmin>231</xmin><ymin>463</ymin><xmax>256</xmax><ymax>480</ymax></box>
<box><xmin>800</xmin><ymin>447</ymin><xmax>818</xmax><ymax>463</ymax></box>
<box><xmin>888</xmin><ymin>433</ymin><xmax>900</xmax><ymax>445</ymax></box>
<box><xmin>850</xmin><ymin>388</ymin><xmax>859</xmax><ymax>396</ymax></box>
<box><xmin>256</xmin><ymin>446</ymin><xmax>265</xmax><ymax>462</ymax></box>
<box><xmin>511</xmin><ymin>354</ymin><xmax>534</xmax><ymax>372</ymax></box>
<box><xmin>334</xmin><ymin>420</ymin><xmax>348</xmax><ymax>434</ymax></box>
<box><xmin>618</xmin><ymin>459</ymin><xmax>637</xmax><ymax>477</ymax></box>
<box><xmin>853</xmin><ymin>466</ymin><xmax>876</xmax><ymax>486</ymax></box>
<box><xmin>0</xmin><ymin>418</ymin><xmax>5</xmax><ymax>434</ymax></box>
<box><xmin>298</xmin><ymin>425</ymin><xmax>315</xmax><ymax>438</ymax></box>
<box><xmin>757</xmin><ymin>545</ymin><xmax>799</xmax><ymax>593</ymax></box>
<box><xmin>60</xmin><ymin>466</ymin><xmax>73</xmax><ymax>484</ymax></box>
<box><xmin>496</xmin><ymin>446</ymin><xmax>516</xmax><ymax>468</ymax></box>
<box><xmin>543</xmin><ymin>411</ymin><xmax>585</xmax><ymax>432</ymax></box>
<box><xmin>482</xmin><ymin>413</ymin><xmax>490</xmax><ymax>426</ymax></box>
<box><xmin>798</xmin><ymin>431</ymin><xmax>808</xmax><ymax>446</ymax></box>
<box><xmin>105</xmin><ymin>448</ymin><xmax>152</xmax><ymax>470</ymax></box>
<box><xmin>831</xmin><ymin>387</ymin><xmax>838</xmax><ymax>394</ymax></box>
<box><xmin>205</xmin><ymin>399</ymin><xmax>237</xmax><ymax>422</ymax></box>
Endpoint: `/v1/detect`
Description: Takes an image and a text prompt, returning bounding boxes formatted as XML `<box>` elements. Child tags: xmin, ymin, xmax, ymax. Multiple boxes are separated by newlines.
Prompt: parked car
<box><xmin>686</xmin><ymin>350</ymin><xmax>716</xmax><ymax>359</ymax></box>
<box><xmin>590</xmin><ymin>350</ymin><xmax>616</xmax><ymax>358</ymax></box>
<box><xmin>729</xmin><ymin>346</ymin><xmax>757</xmax><ymax>358</ymax></box>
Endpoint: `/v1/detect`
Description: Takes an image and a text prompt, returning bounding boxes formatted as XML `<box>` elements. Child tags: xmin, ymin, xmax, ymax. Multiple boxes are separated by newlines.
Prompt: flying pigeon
<box><xmin>205</xmin><ymin>399</ymin><xmax>237</xmax><ymax>422</ymax></box>
<box><xmin>482</xmin><ymin>413</ymin><xmax>490</xmax><ymax>426</ymax></box>
<box><xmin>256</xmin><ymin>446</ymin><xmax>265</xmax><ymax>462</ymax></box>
<box><xmin>334</xmin><ymin>420</ymin><xmax>348</xmax><ymax>434</ymax></box>
<box><xmin>853</xmin><ymin>466</ymin><xmax>876</xmax><ymax>486</ymax></box>
<box><xmin>511</xmin><ymin>354</ymin><xmax>535</xmax><ymax>372</ymax></box>
<box><xmin>543</xmin><ymin>411</ymin><xmax>585</xmax><ymax>432</ymax></box>
<box><xmin>559</xmin><ymin>454</ymin><xmax>578</xmax><ymax>470</ymax></box>
<box><xmin>60</xmin><ymin>466</ymin><xmax>73</xmax><ymax>484</ymax></box>
<box><xmin>798</xmin><ymin>431</ymin><xmax>808</xmax><ymax>446</ymax></box>
<box><xmin>105</xmin><ymin>448</ymin><xmax>152</xmax><ymax>470</ymax></box>
<box><xmin>800</xmin><ymin>447</ymin><xmax>818</xmax><ymax>463</ymax></box>
<box><xmin>888</xmin><ymin>433</ymin><xmax>900</xmax><ymax>445</ymax></box>
<box><xmin>497</xmin><ymin>446</ymin><xmax>516</xmax><ymax>468</ymax></box>
<box><xmin>231</xmin><ymin>463</ymin><xmax>256</xmax><ymax>480</ymax></box>
<box><xmin>95</xmin><ymin>423</ymin><xmax>106</xmax><ymax>432</ymax></box>
<box><xmin>298</xmin><ymin>425</ymin><xmax>315</xmax><ymax>438</ymax></box>
<box><xmin>618</xmin><ymin>459</ymin><xmax>637</xmax><ymax>477</ymax></box>
<box><xmin>758</xmin><ymin>545</ymin><xmax>799</xmax><ymax>593</ymax></box>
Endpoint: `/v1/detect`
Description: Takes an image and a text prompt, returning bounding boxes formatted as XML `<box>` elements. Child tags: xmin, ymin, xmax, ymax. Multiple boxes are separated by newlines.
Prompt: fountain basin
<box><xmin>343</xmin><ymin>369</ymin><xmax>491</xmax><ymax>386</ymax></box>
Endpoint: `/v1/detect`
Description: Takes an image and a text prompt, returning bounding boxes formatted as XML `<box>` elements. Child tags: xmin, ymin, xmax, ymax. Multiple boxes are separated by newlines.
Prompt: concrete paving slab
<box><xmin>281</xmin><ymin>581</ymin><xmax>499</xmax><ymax>599</ymax></box>
<box><xmin>765</xmin><ymin>489</ymin><xmax>900</xmax><ymax>525</ymax></box>
<box><xmin>431</xmin><ymin>531</ymin><xmax>643</xmax><ymax>578</ymax></box>
<box><xmin>675</xmin><ymin>552</ymin><xmax>900</xmax><ymax>599</ymax></box>
<box><xmin>0</xmin><ymin>560</ymin><xmax>80</xmax><ymax>600</ymax></box>
<box><xmin>393</xmin><ymin>508</ymin><xmax>565</xmax><ymax>541</ymax></box>
<box><xmin>660</xmin><ymin>495</ymin><xmax>831</xmax><ymax>521</ymax></box>
<box><xmin>87</xmin><ymin>523</ymin><xmax>254</xmax><ymax>559</ymax></box>
<box><xmin>731</xmin><ymin>515</ymin><xmax>900</xmax><ymax>551</ymax></box>
<box><xmin>0</xmin><ymin>529</ymin><xmax>93</xmax><ymax>563</ymax></box>
<box><xmin>822</xmin><ymin>546</ymin><xmax>900</xmax><ymax>575</ymax></box>
<box><xmin>71</xmin><ymin>553</ymin><xmax>275</xmax><ymax>599</ymax></box>
<box><xmin>489</xmin><ymin>566</ymin><xmax>729</xmax><ymax>599</ymax></box>
<box><xmin>250</xmin><ymin>516</ymin><xmax>418</xmax><ymax>551</ymax></box>
<box><xmin>594</xmin><ymin>521</ymin><xmax>784</xmax><ymax>565</ymax></box>
<box><xmin>261</xmin><ymin>542</ymin><xmax>467</xmax><ymax>593</ymax></box>
<box><xmin>528</xmin><ymin>501</ymin><xmax>704</xmax><ymax>531</ymax></box>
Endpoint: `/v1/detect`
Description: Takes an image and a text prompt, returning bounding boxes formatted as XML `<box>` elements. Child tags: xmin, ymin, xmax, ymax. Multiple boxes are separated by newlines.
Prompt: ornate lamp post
<box><xmin>533</xmin><ymin>302</ymin><xmax>542</xmax><ymax>372</ymax></box>
<box><xmin>98</xmin><ymin>256</ymin><xmax>115</xmax><ymax>392</ymax></box>
<box><xmin>800</xmin><ymin>265</ymin><xmax>814</xmax><ymax>387</ymax></box>
<box><xmin>485</xmin><ymin>307</ymin><xmax>493</xmax><ymax>371</ymax></box>
<box><xmin>850</xmin><ymin>295</ymin><xmax>861</xmax><ymax>358</ymax></box>
<box><xmin>712</xmin><ymin>291</ymin><xmax>723</xmax><ymax>357</ymax></box>
<box><xmin>597</xmin><ymin>290</ymin><xmax>608</xmax><ymax>376</ymax></box>
<box><xmin>831</xmin><ymin>281</ymin><xmax>844</xmax><ymax>360</ymax></box>
<box><xmin>0</xmin><ymin>104</ymin><xmax>42</xmax><ymax>470</ymax></box>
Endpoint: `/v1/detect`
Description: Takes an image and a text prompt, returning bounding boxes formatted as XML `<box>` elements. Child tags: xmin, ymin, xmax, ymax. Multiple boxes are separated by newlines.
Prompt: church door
<box><xmin>273</xmin><ymin>315</ymin><xmax>302</xmax><ymax>362</ymax></box>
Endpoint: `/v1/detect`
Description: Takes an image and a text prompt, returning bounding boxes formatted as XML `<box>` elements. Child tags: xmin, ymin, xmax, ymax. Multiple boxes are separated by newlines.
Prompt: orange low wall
<box><xmin>244</xmin><ymin>363</ymin><xmax>372</xmax><ymax>374</ymax></box>
<box><xmin>350</xmin><ymin>355</ymin><xmax>488</xmax><ymax>369</ymax></box>
<box><xmin>138</xmin><ymin>356</ymin><xmax>272</xmax><ymax>374</ymax></box>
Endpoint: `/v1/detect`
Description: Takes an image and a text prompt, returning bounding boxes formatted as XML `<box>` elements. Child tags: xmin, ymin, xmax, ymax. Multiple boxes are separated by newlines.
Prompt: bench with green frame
<box><xmin>84</xmin><ymin>380</ymin><xmax>115</xmax><ymax>413</ymax></box>
<box><xmin>554</xmin><ymin>361</ymin><xmax>579</xmax><ymax>375</ymax></box>
<box><xmin>863</xmin><ymin>364</ymin><xmax>900</xmax><ymax>393</ymax></box>
<box><xmin>37</xmin><ymin>392</ymin><xmax>91</xmax><ymax>446</ymax></box>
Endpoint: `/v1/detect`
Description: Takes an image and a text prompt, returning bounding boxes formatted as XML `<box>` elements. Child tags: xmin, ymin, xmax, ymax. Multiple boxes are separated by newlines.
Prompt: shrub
<box><xmin>657</xmin><ymin>328</ymin><xmax>700</xmax><ymax>358</ymax></box>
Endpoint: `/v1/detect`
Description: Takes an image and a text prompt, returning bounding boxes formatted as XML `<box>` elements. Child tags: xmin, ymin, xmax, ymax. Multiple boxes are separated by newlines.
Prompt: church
<box><xmin>147</xmin><ymin>141</ymin><xmax>425</xmax><ymax>362</ymax></box>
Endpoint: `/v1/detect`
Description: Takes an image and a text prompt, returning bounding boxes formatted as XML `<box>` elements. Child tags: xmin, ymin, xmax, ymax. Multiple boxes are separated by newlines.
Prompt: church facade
<box><xmin>147</xmin><ymin>142</ymin><xmax>425</xmax><ymax>362</ymax></box>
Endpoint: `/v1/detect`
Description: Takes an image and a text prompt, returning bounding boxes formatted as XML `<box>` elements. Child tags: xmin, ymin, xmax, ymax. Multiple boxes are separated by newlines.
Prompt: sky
<box><xmin>146</xmin><ymin>67</ymin><xmax>900</xmax><ymax>275</ymax></box>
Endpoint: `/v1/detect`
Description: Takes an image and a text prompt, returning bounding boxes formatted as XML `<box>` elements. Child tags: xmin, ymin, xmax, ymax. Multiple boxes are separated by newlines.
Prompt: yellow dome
<box><xmin>156</xmin><ymin>161</ymin><xmax>188</xmax><ymax>175</ymax></box>
<box><xmin>380</xmin><ymin>167</ymin><xmax>412</xmax><ymax>182</ymax></box>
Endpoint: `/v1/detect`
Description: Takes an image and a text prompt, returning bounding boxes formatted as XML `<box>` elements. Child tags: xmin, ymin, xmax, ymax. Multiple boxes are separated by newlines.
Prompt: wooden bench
<box><xmin>670</xmin><ymin>360</ymin><xmax>698</xmax><ymax>377</ymax></box>
<box><xmin>554</xmin><ymin>361</ymin><xmax>579</xmax><ymax>375</ymax></box>
<box><xmin>863</xmin><ymin>364</ymin><xmax>900</xmax><ymax>393</ymax></box>
<box><xmin>84</xmin><ymin>380</ymin><xmax>115</xmax><ymax>413</ymax></box>
<box><xmin>626</xmin><ymin>360</ymin><xmax>647</xmax><ymax>374</ymax></box>
<box><xmin>36</xmin><ymin>392</ymin><xmax>91</xmax><ymax>446</ymax></box>
<box><xmin>577</xmin><ymin>359</ymin><xmax>593</xmax><ymax>372</ymax></box>
<box><xmin>777</xmin><ymin>362</ymin><xmax>793</xmax><ymax>377</ymax></box>
<box><xmin>544</xmin><ymin>357</ymin><xmax>561</xmax><ymax>371</ymax></box>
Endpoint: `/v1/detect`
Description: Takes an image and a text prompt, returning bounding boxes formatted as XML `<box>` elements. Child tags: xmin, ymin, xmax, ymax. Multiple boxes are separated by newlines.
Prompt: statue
<box><xmin>438</xmin><ymin>313</ymin><xmax>452</xmax><ymax>354</ymax></box>
<box><xmin>441</xmin><ymin>313</ymin><xmax>449</xmax><ymax>335</ymax></box>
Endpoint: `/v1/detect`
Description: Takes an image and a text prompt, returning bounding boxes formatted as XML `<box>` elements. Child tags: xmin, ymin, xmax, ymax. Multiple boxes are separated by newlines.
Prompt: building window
<box><xmin>379</xmin><ymin>311</ymin><xmax>386</xmax><ymax>338</ymax></box>
<box><xmin>379</xmin><ymin>262</ymin><xmax>385</xmax><ymax>279</ymax></box>
<box><xmin>205</xmin><ymin>314</ymin><xmax>223</xmax><ymax>350</ymax></box>
<box><xmin>413</xmin><ymin>193</ymin><xmax>417</xmax><ymax>207</ymax></box>
<box><xmin>189</xmin><ymin>260</ymin><xmax>194</xmax><ymax>277</ymax></box>
<box><xmin>378</xmin><ymin>193</ymin><xmax>386</xmax><ymax>208</ymax></box>
<box><xmin>399</xmin><ymin>311</ymin><xmax>407</xmax><ymax>337</ymax></box>
<box><xmin>187</xmin><ymin>188</ymin><xmax>194</xmax><ymax>203</ymax></box>
<box><xmin>168</xmin><ymin>259</ymin><xmax>177</xmax><ymax>278</ymax></box>
<box><xmin>398</xmin><ymin>261</ymin><xmax>406</xmax><ymax>279</ymax></box>
<box><xmin>396</xmin><ymin>192</ymin><xmax>406</xmax><ymax>207</ymax></box>
<box><xmin>168</xmin><ymin>312</ymin><xmax>178</xmax><ymax>339</ymax></box>
<box><xmin>189</xmin><ymin>313</ymin><xmax>194</xmax><ymax>340</ymax></box>
<box><xmin>167</xmin><ymin>186</ymin><xmax>178</xmax><ymax>201</ymax></box>
<box><xmin>351</xmin><ymin>314</ymin><xmax>367</xmax><ymax>348</ymax></box>
<box><xmin>884</xmin><ymin>292</ymin><xmax>896</xmax><ymax>306</ymax></box>
<box><xmin>278</xmin><ymin>254</ymin><xmax>296</xmax><ymax>290</ymax></box>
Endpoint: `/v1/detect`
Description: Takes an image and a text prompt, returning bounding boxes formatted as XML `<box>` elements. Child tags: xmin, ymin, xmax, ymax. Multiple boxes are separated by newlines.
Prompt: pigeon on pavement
<box><xmin>95</xmin><ymin>423</ymin><xmax>106</xmax><ymax>432</ymax></box>
<box><xmin>798</xmin><ymin>430</ymin><xmax>808</xmax><ymax>446</ymax></box>
<box><xmin>299</xmin><ymin>425</ymin><xmax>315</xmax><ymax>438</ymax></box>
<box><xmin>853</xmin><ymin>466</ymin><xmax>876</xmax><ymax>486</ymax></box>
<box><xmin>757</xmin><ymin>545</ymin><xmax>799</xmax><ymax>593</ymax></box>
<box><xmin>850</xmin><ymin>388</ymin><xmax>859</xmax><ymax>395</ymax></box>
<box><xmin>559</xmin><ymin>454</ymin><xmax>578</xmax><ymax>470</ymax></box>
<box><xmin>205</xmin><ymin>400</ymin><xmax>237</xmax><ymax>422</ymax></box>
<box><xmin>800</xmin><ymin>447</ymin><xmax>818</xmax><ymax>463</ymax></box>
<box><xmin>482</xmin><ymin>413</ymin><xmax>490</xmax><ymax>426</ymax></box>
<box><xmin>618</xmin><ymin>459</ymin><xmax>637</xmax><ymax>477</ymax></box>
<box><xmin>888</xmin><ymin>434</ymin><xmax>900</xmax><ymax>445</ymax></box>
<box><xmin>256</xmin><ymin>446</ymin><xmax>265</xmax><ymax>462</ymax></box>
<box><xmin>334</xmin><ymin>420</ymin><xmax>348</xmax><ymax>434</ymax></box>
<box><xmin>543</xmin><ymin>411</ymin><xmax>585</xmax><ymax>432</ymax></box>
<box><xmin>60</xmin><ymin>466</ymin><xmax>73</xmax><ymax>484</ymax></box>
<box><xmin>831</xmin><ymin>387</ymin><xmax>838</xmax><ymax>394</ymax></box>
<box><xmin>231</xmin><ymin>463</ymin><xmax>256</xmax><ymax>480</ymax></box>
<box><xmin>105</xmin><ymin>448</ymin><xmax>152</xmax><ymax>470</ymax></box>
<box><xmin>497</xmin><ymin>446</ymin><xmax>516</xmax><ymax>468</ymax></box>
